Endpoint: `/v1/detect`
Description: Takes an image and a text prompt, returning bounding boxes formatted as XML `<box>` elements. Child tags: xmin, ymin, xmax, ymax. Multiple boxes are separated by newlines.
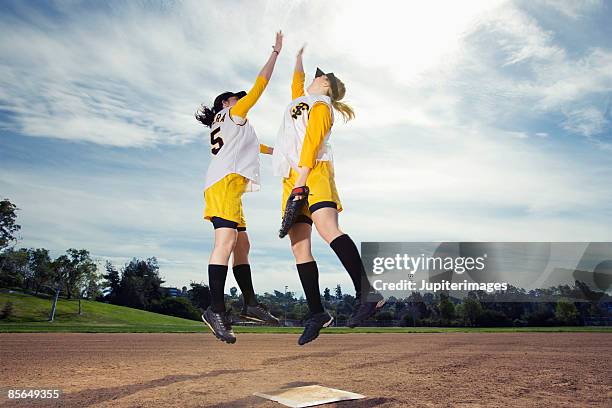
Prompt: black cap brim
<box><xmin>213</xmin><ymin>91</ymin><xmax>247</xmax><ymax>111</ymax></box>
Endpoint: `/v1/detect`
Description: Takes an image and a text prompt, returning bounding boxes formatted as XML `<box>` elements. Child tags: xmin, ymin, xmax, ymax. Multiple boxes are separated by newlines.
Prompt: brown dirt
<box><xmin>0</xmin><ymin>333</ymin><xmax>610</xmax><ymax>407</ymax></box>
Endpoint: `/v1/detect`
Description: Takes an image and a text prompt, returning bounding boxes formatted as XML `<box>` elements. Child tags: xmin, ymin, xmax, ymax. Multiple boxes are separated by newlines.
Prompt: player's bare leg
<box><xmin>311</xmin><ymin>207</ymin><xmax>343</xmax><ymax>244</ymax></box>
<box><xmin>210</xmin><ymin>227</ymin><xmax>238</xmax><ymax>265</ymax></box>
<box><xmin>234</xmin><ymin>231</ymin><xmax>279</xmax><ymax>326</ymax></box>
<box><xmin>232</xmin><ymin>230</ymin><xmax>250</xmax><ymax>266</ymax></box>
<box><xmin>312</xmin><ymin>208</ymin><xmax>385</xmax><ymax>328</ymax></box>
<box><xmin>289</xmin><ymin>222</ymin><xmax>314</xmax><ymax>263</ymax></box>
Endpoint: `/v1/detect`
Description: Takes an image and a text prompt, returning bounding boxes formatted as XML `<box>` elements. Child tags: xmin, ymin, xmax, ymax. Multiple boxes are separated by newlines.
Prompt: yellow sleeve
<box><xmin>230</xmin><ymin>76</ymin><xmax>269</xmax><ymax>120</ymax></box>
<box><xmin>292</xmin><ymin>71</ymin><xmax>305</xmax><ymax>100</ymax></box>
<box><xmin>298</xmin><ymin>103</ymin><xmax>332</xmax><ymax>169</ymax></box>
<box><xmin>259</xmin><ymin>144</ymin><xmax>271</xmax><ymax>154</ymax></box>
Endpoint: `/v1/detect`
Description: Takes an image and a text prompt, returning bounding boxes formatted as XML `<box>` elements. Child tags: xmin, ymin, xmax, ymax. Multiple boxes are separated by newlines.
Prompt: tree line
<box><xmin>220</xmin><ymin>281</ymin><xmax>611</xmax><ymax>327</ymax></box>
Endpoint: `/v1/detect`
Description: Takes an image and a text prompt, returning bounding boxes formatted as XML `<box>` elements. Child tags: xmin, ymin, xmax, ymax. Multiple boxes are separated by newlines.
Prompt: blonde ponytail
<box><xmin>332</xmin><ymin>100</ymin><xmax>355</xmax><ymax>122</ymax></box>
<box><xmin>329</xmin><ymin>76</ymin><xmax>355</xmax><ymax>122</ymax></box>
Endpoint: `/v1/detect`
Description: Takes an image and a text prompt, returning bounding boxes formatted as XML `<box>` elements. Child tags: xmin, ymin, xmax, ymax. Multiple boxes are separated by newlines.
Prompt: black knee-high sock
<box><xmin>330</xmin><ymin>234</ymin><xmax>372</xmax><ymax>299</ymax></box>
<box><xmin>208</xmin><ymin>264</ymin><xmax>228</xmax><ymax>313</ymax></box>
<box><xmin>297</xmin><ymin>261</ymin><xmax>324</xmax><ymax>314</ymax></box>
<box><xmin>233</xmin><ymin>264</ymin><xmax>257</xmax><ymax>307</ymax></box>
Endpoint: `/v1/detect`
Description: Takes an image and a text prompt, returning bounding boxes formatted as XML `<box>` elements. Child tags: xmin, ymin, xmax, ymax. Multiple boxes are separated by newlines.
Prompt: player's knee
<box><xmin>215</xmin><ymin>235</ymin><xmax>237</xmax><ymax>254</ymax></box>
<box><xmin>291</xmin><ymin>241</ymin><xmax>312</xmax><ymax>260</ymax></box>
<box><xmin>236</xmin><ymin>236</ymin><xmax>250</xmax><ymax>254</ymax></box>
<box><xmin>240</xmin><ymin>241</ymin><xmax>251</xmax><ymax>255</ymax></box>
<box><xmin>315</xmin><ymin>224</ymin><xmax>343</xmax><ymax>244</ymax></box>
<box><xmin>235</xmin><ymin>243</ymin><xmax>250</xmax><ymax>261</ymax></box>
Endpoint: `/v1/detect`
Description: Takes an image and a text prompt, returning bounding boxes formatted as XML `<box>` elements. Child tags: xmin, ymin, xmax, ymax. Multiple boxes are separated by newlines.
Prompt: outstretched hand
<box><xmin>273</xmin><ymin>30</ymin><xmax>283</xmax><ymax>53</ymax></box>
<box><xmin>297</xmin><ymin>44</ymin><xmax>306</xmax><ymax>58</ymax></box>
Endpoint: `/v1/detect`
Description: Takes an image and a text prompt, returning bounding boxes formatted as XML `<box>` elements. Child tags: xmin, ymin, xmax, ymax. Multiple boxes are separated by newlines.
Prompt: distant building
<box><xmin>161</xmin><ymin>287</ymin><xmax>183</xmax><ymax>297</ymax></box>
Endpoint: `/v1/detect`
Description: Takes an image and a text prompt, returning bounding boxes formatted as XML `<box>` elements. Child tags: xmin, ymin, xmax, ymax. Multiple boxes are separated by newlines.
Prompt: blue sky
<box><xmin>1</xmin><ymin>0</ymin><xmax>611</xmax><ymax>295</ymax></box>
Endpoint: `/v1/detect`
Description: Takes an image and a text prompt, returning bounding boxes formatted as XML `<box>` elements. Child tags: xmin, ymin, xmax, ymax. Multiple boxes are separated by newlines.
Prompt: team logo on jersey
<box><xmin>214</xmin><ymin>112</ymin><xmax>226</xmax><ymax>124</ymax></box>
<box><xmin>291</xmin><ymin>102</ymin><xmax>310</xmax><ymax>119</ymax></box>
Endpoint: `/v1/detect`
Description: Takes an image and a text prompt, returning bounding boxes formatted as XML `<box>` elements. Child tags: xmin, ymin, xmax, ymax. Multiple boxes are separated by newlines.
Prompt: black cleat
<box><xmin>202</xmin><ymin>307</ymin><xmax>236</xmax><ymax>344</ymax></box>
<box><xmin>240</xmin><ymin>303</ymin><xmax>281</xmax><ymax>326</ymax></box>
<box><xmin>347</xmin><ymin>293</ymin><xmax>386</xmax><ymax>328</ymax></box>
<box><xmin>298</xmin><ymin>311</ymin><xmax>334</xmax><ymax>345</ymax></box>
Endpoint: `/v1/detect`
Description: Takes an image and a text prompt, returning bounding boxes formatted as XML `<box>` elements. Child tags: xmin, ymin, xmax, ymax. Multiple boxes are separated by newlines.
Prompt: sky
<box><xmin>1</xmin><ymin>0</ymin><xmax>611</xmax><ymax>296</ymax></box>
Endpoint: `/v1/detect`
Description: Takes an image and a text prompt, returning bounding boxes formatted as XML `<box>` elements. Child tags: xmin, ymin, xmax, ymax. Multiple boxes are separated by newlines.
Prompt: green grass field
<box><xmin>1</xmin><ymin>292</ymin><xmax>611</xmax><ymax>333</ymax></box>
<box><xmin>0</xmin><ymin>291</ymin><xmax>203</xmax><ymax>332</ymax></box>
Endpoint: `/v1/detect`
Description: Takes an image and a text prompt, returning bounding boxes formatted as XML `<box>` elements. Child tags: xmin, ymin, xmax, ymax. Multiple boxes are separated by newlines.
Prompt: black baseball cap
<box><xmin>315</xmin><ymin>67</ymin><xmax>339</xmax><ymax>100</ymax></box>
<box><xmin>213</xmin><ymin>90</ymin><xmax>247</xmax><ymax>112</ymax></box>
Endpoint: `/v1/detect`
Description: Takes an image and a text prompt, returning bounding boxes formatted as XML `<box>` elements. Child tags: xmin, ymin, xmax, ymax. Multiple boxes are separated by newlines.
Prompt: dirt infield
<box><xmin>1</xmin><ymin>332</ymin><xmax>611</xmax><ymax>407</ymax></box>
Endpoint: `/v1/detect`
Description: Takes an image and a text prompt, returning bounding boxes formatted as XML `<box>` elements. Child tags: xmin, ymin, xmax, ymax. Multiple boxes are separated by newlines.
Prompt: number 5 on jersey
<box><xmin>210</xmin><ymin>127</ymin><xmax>224</xmax><ymax>155</ymax></box>
<box><xmin>210</xmin><ymin>112</ymin><xmax>226</xmax><ymax>155</ymax></box>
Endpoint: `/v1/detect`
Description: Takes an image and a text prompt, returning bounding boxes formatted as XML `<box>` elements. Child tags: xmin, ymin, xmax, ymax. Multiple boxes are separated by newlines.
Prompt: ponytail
<box><xmin>331</xmin><ymin>100</ymin><xmax>355</xmax><ymax>122</ymax></box>
<box><xmin>329</xmin><ymin>76</ymin><xmax>355</xmax><ymax>122</ymax></box>
<box><xmin>195</xmin><ymin>104</ymin><xmax>216</xmax><ymax>128</ymax></box>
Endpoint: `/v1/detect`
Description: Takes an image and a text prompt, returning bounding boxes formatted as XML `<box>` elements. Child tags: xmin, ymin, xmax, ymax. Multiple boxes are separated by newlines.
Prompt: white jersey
<box><xmin>272</xmin><ymin>94</ymin><xmax>334</xmax><ymax>178</ymax></box>
<box><xmin>204</xmin><ymin>107</ymin><xmax>261</xmax><ymax>192</ymax></box>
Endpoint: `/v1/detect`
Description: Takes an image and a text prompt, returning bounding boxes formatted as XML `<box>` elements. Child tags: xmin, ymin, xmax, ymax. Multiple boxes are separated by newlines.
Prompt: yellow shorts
<box><xmin>204</xmin><ymin>173</ymin><xmax>248</xmax><ymax>228</ymax></box>
<box><xmin>282</xmin><ymin>161</ymin><xmax>342</xmax><ymax>220</ymax></box>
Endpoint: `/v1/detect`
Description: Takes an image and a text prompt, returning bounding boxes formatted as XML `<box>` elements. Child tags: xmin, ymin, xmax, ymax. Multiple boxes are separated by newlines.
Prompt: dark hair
<box><xmin>195</xmin><ymin>104</ymin><xmax>218</xmax><ymax>128</ymax></box>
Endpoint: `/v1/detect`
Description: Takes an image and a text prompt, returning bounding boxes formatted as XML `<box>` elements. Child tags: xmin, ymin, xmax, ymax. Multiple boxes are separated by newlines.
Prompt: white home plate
<box><xmin>254</xmin><ymin>384</ymin><xmax>365</xmax><ymax>407</ymax></box>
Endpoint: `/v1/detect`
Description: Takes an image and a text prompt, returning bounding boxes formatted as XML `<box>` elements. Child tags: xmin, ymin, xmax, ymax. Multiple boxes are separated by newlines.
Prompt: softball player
<box><xmin>273</xmin><ymin>46</ymin><xmax>385</xmax><ymax>345</ymax></box>
<box><xmin>195</xmin><ymin>32</ymin><xmax>283</xmax><ymax>344</ymax></box>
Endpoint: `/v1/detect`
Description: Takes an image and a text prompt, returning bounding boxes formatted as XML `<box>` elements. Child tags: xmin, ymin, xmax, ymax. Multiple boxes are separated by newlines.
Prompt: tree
<box><xmin>60</xmin><ymin>249</ymin><xmax>96</xmax><ymax>301</ymax></box>
<box><xmin>375</xmin><ymin>311</ymin><xmax>394</xmax><ymax>321</ymax></box>
<box><xmin>78</xmin><ymin>266</ymin><xmax>101</xmax><ymax>315</ymax></box>
<box><xmin>406</xmin><ymin>292</ymin><xmax>429</xmax><ymax>322</ymax></box>
<box><xmin>394</xmin><ymin>299</ymin><xmax>406</xmax><ymax>319</ymax></box>
<box><xmin>439</xmin><ymin>294</ymin><xmax>455</xmax><ymax>322</ymax></box>
<box><xmin>523</xmin><ymin>302</ymin><xmax>556</xmax><ymax>326</ymax></box>
<box><xmin>335</xmin><ymin>284</ymin><xmax>342</xmax><ymax>300</ymax></box>
<box><xmin>555</xmin><ymin>299</ymin><xmax>578</xmax><ymax>325</ymax></box>
<box><xmin>28</xmin><ymin>248</ymin><xmax>53</xmax><ymax>295</ymax></box>
<box><xmin>0</xmin><ymin>248</ymin><xmax>29</xmax><ymax>288</ymax></box>
<box><xmin>0</xmin><ymin>199</ymin><xmax>20</xmax><ymax>251</ymax></box>
<box><xmin>116</xmin><ymin>257</ymin><xmax>163</xmax><ymax>310</ymax></box>
<box><xmin>102</xmin><ymin>261</ymin><xmax>121</xmax><ymax>301</ymax></box>
<box><xmin>323</xmin><ymin>287</ymin><xmax>331</xmax><ymax>302</ymax></box>
<box><xmin>188</xmin><ymin>282</ymin><xmax>211</xmax><ymax>310</ymax></box>
<box><xmin>461</xmin><ymin>296</ymin><xmax>483</xmax><ymax>326</ymax></box>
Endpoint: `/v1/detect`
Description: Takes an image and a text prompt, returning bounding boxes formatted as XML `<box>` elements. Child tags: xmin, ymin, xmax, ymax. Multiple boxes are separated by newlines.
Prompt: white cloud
<box><xmin>430</xmin><ymin>2</ymin><xmax>612</xmax><ymax>147</ymax></box>
<box><xmin>0</xmin><ymin>0</ymin><xmax>508</xmax><ymax>146</ymax></box>
<box><xmin>562</xmin><ymin>106</ymin><xmax>609</xmax><ymax>137</ymax></box>
<box><xmin>2</xmin><ymin>0</ymin><xmax>610</xmax><ymax>145</ymax></box>
<box><xmin>539</xmin><ymin>0</ymin><xmax>603</xmax><ymax>19</ymax></box>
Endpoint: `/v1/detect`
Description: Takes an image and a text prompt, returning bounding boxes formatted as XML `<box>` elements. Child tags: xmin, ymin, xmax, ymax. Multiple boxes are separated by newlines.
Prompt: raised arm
<box><xmin>231</xmin><ymin>31</ymin><xmax>283</xmax><ymax>121</ymax></box>
<box><xmin>291</xmin><ymin>45</ymin><xmax>306</xmax><ymax>100</ymax></box>
<box><xmin>259</xmin><ymin>30</ymin><xmax>283</xmax><ymax>81</ymax></box>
